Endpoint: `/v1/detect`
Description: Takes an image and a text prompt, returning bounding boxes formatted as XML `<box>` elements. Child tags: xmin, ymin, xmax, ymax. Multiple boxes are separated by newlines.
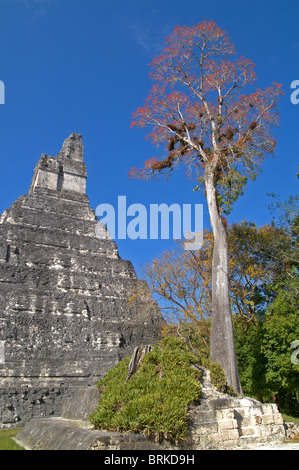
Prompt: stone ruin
<box><xmin>0</xmin><ymin>133</ymin><xmax>289</xmax><ymax>449</ymax></box>
<box><xmin>0</xmin><ymin>133</ymin><xmax>163</xmax><ymax>428</ymax></box>
<box><xmin>14</xmin><ymin>367</ymin><xmax>287</xmax><ymax>450</ymax></box>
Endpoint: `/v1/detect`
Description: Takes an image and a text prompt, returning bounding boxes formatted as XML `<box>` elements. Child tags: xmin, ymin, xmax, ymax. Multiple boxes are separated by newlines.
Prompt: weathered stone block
<box><xmin>209</xmin><ymin>398</ymin><xmax>236</xmax><ymax>410</ymax></box>
<box><xmin>219</xmin><ymin>419</ymin><xmax>238</xmax><ymax>431</ymax></box>
<box><xmin>15</xmin><ymin>418</ymin><xmax>166</xmax><ymax>450</ymax></box>
<box><xmin>218</xmin><ymin>429</ymin><xmax>240</xmax><ymax>441</ymax></box>
<box><xmin>216</xmin><ymin>408</ymin><xmax>234</xmax><ymax>420</ymax></box>
<box><xmin>272</xmin><ymin>424</ymin><xmax>286</xmax><ymax>436</ymax></box>
<box><xmin>237</xmin><ymin>416</ymin><xmax>262</xmax><ymax>427</ymax></box>
<box><xmin>192</xmin><ymin>432</ymin><xmax>220</xmax><ymax>447</ymax></box>
<box><xmin>262</xmin><ymin>403</ymin><xmax>277</xmax><ymax>414</ymax></box>
<box><xmin>262</xmin><ymin>414</ymin><xmax>275</xmax><ymax>425</ymax></box>
<box><xmin>239</xmin><ymin>426</ymin><xmax>258</xmax><ymax>437</ymax></box>
<box><xmin>191</xmin><ymin>410</ymin><xmax>214</xmax><ymax>424</ymax></box>
<box><xmin>273</xmin><ymin>413</ymin><xmax>284</xmax><ymax>425</ymax></box>
<box><xmin>191</xmin><ymin>421</ymin><xmax>219</xmax><ymax>435</ymax></box>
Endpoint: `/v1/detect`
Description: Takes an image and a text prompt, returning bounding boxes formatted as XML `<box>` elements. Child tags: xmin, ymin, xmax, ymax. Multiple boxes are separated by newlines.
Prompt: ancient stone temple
<box><xmin>0</xmin><ymin>133</ymin><xmax>163</xmax><ymax>428</ymax></box>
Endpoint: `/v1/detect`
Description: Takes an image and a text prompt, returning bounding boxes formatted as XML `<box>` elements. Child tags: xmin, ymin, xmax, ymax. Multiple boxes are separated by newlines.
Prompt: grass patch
<box><xmin>0</xmin><ymin>429</ymin><xmax>24</xmax><ymax>450</ymax></box>
<box><xmin>282</xmin><ymin>414</ymin><xmax>299</xmax><ymax>425</ymax></box>
<box><xmin>89</xmin><ymin>337</ymin><xmax>202</xmax><ymax>444</ymax></box>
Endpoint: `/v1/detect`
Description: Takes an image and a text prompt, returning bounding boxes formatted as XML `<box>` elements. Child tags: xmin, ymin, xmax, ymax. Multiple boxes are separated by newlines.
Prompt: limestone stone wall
<box><xmin>187</xmin><ymin>397</ymin><xmax>285</xmax><ymax>449</ymax></box>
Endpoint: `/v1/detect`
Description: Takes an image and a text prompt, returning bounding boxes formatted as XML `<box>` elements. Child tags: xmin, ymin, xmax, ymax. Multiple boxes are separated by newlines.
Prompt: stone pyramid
<box><xmin>0</xmin><ymin>133</ymin><xmax>163</xmax><ymax>427</ymax></box>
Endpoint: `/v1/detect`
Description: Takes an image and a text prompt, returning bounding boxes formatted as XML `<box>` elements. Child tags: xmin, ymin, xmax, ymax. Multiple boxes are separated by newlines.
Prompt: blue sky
<box><xmin>0</xmin><ymin>0</ymin><xmax>298</xmax><ymax>275</ymax></box>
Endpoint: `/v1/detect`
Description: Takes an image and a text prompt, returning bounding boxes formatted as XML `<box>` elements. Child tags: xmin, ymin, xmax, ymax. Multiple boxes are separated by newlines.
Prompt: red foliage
<box><xmin>129</xmin><ymin>20</ymin><xmax>283</xmax><ymax>182</ymax></box>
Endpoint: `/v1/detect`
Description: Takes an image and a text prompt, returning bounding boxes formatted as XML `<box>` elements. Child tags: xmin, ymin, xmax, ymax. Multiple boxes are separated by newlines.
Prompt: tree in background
<box><xmin>142</xmin><ymin>231</ymin><xmax>213</xmax><ymax>354</ymax></box>
<box><xmin>228</xmin><ymin>221</ymin><xmax>291</xmax><ymax>327</ymax></box>
<box><xmin>130</xmin><ymin>21</ymin><xmax>283</xmax><ymax>392</ymax></box>
<box><xmin>233</xmin><ymin>190</ymin><xmax>298</xmax><ymax>412</ymax></box>
<box><xmin>262</xmin><ymin>189</ymin><xmax>298</xmax><ymax>413</ymax></box>
<box><xmin>143</xmin><ymin>222</ymin><xmax>287</xmax><ymax>338</ymax></box>
<box><xmin>261</xmin><ymin>279</ymin><xmax>299</xmax><ymax>415</ymax></box>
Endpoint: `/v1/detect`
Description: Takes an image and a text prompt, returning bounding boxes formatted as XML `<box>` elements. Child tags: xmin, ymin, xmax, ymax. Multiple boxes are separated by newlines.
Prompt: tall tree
<box><xmin>130</xmin><ymin>21</ymin><xmax>282</xmax><ymax>393</ymax></box>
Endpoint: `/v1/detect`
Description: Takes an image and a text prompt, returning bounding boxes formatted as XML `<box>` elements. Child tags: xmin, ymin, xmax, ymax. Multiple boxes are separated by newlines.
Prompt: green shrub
<box><xmin>89</xmin><ymin>337</ymin><xmax>202</xmax><ymax>443</ymax></box>
<box><xmin>208</xmin><ymin>362</ymin><xmax>227</xmax><ymax>393</ymax></box>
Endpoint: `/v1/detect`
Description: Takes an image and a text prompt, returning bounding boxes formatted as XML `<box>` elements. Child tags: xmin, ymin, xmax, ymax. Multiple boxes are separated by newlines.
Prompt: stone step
<box><xmin>14</xmin><ymin>417</ymin><xmax>165</xmax><ymax>450</ymax></box>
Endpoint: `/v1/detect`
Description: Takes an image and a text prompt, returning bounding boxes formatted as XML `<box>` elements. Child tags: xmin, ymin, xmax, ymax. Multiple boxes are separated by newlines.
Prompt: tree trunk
<box><xmin>205</xmin><ymin>172</ymin><xmax>242</xmax><ymax>394</ymax></box>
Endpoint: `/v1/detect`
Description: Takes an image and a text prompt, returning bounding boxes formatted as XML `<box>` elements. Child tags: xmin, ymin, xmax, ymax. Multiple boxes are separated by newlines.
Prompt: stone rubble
<box><xmin>185</xmin><ymin>368</ymin><xmax>286</xmax><ymax>449</ymax></box>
